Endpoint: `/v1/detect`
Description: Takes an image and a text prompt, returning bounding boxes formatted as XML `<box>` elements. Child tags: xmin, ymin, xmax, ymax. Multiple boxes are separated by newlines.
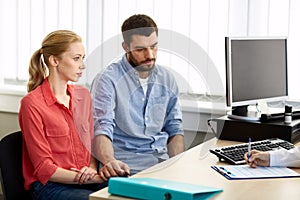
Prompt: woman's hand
<box><xmin>71</xmin><ymin>166</ymin><xmax>98</xmax><ymax>184</ymax></box>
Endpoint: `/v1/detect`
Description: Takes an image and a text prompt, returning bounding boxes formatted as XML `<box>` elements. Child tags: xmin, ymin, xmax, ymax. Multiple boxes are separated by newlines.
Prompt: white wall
<box><xmin>1</xmin><ymin>0</ymin><xmax>300</xmax><ymax>99</ymax></box>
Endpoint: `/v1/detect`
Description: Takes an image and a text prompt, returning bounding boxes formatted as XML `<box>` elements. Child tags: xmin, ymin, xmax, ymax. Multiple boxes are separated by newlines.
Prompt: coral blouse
<box><xmin>19</xmin><ymin>78</ymin><xmax>94</xmax><ymax>190</ymax></box>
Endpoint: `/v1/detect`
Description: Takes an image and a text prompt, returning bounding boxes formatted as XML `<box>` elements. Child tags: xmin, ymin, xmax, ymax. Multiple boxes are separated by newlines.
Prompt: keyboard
<box><xmin>209</xmin><ymin>138</ymin><xmax>295</xmax><ymax>165</ymax></box>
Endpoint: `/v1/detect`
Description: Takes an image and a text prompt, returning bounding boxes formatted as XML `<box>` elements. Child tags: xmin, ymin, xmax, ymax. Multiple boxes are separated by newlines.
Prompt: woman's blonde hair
<box><xmin>27</xmin><ymin>30</ymin><xmax>82</xmax><ymax>92</ymax></box>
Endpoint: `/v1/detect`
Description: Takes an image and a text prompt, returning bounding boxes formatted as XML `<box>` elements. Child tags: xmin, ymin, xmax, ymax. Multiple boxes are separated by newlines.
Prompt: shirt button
<box><xmin>145</xmin><ymin>117</ymin><xmax>148</xmax><ymax>121</ymax></box>
<box><xmin>142</xmin><ymin>98</ymin><xmax>145</xmax><ymax>101</ymax></box>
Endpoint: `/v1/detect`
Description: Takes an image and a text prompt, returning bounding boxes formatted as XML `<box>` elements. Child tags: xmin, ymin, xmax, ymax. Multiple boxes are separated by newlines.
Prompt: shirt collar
<box><xmin>41</xmin><ymin>77</ymin><xmax>74</xmax><ymax>106</ymax></box>
<box><xmin>122</xmin><ymin>54</ymin><xmax>136</xmax><ymax>74</ymax></box>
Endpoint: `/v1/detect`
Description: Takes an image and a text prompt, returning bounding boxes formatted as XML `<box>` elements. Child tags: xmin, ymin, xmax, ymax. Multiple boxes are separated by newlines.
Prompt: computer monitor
<box><xmin>225</xmin><ymin>37</ymin><xmax>288</xmax><ymax>121</ymax></box>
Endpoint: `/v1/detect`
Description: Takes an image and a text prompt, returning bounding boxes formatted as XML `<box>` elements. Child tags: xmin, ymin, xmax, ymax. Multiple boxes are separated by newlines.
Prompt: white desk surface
<box><xmin>90</xmin><ymin>138</ymin><xmax>300</xmax><ymax>200</ymax></box>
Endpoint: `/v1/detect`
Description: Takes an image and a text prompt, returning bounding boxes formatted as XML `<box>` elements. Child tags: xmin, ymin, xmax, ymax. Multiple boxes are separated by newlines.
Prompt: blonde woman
<box><xmin>19</xmin><ymin>30</ymin><xmax>106</xmax><ymax>200</ymax></box>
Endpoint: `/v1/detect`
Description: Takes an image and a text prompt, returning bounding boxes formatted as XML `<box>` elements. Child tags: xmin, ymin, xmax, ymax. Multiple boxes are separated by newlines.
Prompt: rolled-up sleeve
<box><xmin>91</xmin><ymin>72</ymin><xmax>116</xmax><ymax>140</ymax></box>
<box><xmin>163</xmin><ymin>77</ymin><xmax>184</xmax><ymax>137</ymax></box>
<box><xmin>19</xmin><ymin>97</ymin><xmax>57</xmax><ymax>187</ymax></box>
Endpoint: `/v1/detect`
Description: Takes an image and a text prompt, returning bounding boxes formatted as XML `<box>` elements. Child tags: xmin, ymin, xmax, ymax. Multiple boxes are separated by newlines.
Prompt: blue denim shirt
<box><xmin>91</xmin><ymin>54</ymin><xmax>184</xmax><ymax>173</ymax></box>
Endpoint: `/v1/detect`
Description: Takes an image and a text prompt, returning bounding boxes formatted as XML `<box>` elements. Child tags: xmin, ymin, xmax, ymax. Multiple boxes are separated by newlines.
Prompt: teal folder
<box><xmin>108</xmin><ymin>177</ymin><xmax>222</xmax><ymax>200</ymax></box>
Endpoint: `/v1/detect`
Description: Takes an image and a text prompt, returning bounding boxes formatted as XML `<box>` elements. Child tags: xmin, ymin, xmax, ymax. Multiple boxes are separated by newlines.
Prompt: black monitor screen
<box><xmin>226</xmin><ymin>37</ymin><xmax>288</xmax><ymax>108</ymax></box>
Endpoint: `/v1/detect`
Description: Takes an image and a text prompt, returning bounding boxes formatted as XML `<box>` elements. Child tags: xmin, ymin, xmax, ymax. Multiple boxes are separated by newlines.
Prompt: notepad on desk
<box><xmin>212</xmin><ymin>165</ymin><xmax>300</xmax><ymax>180</ymax></box>
<box><xmin>108</xmin><ymin>177</ymin><xmax>222</xmax><ymax>200</ymax></box>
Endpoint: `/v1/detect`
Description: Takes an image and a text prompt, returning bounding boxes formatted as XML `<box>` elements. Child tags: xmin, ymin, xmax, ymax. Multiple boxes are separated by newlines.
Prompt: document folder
<box><xmin>108</xmin><ymin>177</ymin><xmax>222</xmax><ymax>200</ymax></box>
<box><xmin>212</xmin><ymin>165</ymin><xmax>300</xmax><ymax>180</ymax></box>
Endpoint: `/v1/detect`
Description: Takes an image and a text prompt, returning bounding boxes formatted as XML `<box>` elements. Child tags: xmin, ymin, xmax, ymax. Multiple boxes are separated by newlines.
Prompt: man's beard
<box><xmin>128</xmin><ymin>52</ymin><xmax>156</xmax><ymax>72</ymax></box>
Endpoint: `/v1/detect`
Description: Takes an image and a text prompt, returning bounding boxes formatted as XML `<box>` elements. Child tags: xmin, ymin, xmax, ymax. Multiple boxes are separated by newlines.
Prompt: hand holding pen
<box><xmin>244</xmin><ymin>140</ymin><xmax>271</xmax><ymax>168</ymax></box>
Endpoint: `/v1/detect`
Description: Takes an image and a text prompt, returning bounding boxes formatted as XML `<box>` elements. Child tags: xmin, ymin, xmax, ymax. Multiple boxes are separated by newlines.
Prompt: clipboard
<box><xmin>108</xmin><ymin>177</ymin><xmax>222</xmax><ymax>200</ymax></box>
<box><xmin>211</xmin><ymin>165</ymin><xmax>300</xmax><ymax>180</ymax></box>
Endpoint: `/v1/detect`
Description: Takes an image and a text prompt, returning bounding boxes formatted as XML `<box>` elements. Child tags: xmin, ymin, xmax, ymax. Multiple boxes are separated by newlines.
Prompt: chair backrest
<box><xmin>0</xmin><ymin>131</ymin><xmax>32</xmax><ymax>200</ymax></box>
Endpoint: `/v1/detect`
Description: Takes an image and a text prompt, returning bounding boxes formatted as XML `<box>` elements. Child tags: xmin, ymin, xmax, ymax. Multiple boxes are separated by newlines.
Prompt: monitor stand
<box><xmin>227</xmin><ymin>105</ymin><xmax>260</xmax><ymax>122</ymax></box>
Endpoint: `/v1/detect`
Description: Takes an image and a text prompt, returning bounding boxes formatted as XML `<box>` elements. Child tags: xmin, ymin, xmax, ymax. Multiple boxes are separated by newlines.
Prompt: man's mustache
<box><xmin>141</xmin><ymin>58</ymin><xmax>156</xmax><ymax>64</ymax></box>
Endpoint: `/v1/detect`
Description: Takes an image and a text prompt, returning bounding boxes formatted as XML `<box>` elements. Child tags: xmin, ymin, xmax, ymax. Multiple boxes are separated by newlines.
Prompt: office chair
<box><xmin>0</xmin><ymin>131</ymin><xmax>32</xmax><ymax>200</ymax></box>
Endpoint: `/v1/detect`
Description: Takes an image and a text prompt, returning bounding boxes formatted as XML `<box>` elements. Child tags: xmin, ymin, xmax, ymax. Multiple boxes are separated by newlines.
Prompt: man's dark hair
<box><xmin>121</xmin><ymin>14</ymin><xmax>158</xmax><ymax>45</ymax></box>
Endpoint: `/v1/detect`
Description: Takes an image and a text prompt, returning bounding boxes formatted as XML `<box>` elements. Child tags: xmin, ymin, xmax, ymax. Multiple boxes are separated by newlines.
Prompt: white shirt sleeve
<box><xmin>270</xmin><ymin>146</ymin><xmax>300</xmax><ymax>167</ymax></box>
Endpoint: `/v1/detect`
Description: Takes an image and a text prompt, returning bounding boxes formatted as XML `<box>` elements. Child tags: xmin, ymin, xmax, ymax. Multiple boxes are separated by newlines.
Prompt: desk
<box><xmin>90</xmin><ymin>138</ymin><xmax>300</xmax><ymax>200</ymax></box>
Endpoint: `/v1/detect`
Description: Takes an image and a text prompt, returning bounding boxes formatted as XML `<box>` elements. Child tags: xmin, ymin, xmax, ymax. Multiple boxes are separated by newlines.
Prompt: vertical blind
<box><xmin>1</xmin><ymin>0</ymin><xmax>299</xmax><ymax>99</ymax></box>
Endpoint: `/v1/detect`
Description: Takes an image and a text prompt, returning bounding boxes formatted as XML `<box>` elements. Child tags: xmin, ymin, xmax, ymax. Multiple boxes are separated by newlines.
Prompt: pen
<box><xmin>247</xmin><ymin>137</ymin><xmax>251</xmax><ymax>160</ymax></box>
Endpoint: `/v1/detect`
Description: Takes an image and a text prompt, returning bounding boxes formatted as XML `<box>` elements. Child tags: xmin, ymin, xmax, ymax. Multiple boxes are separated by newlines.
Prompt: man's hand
<box><xmin>99</xmin><ymin>160</ymin><xmax>130</xmax><ymax>181</ymax></box>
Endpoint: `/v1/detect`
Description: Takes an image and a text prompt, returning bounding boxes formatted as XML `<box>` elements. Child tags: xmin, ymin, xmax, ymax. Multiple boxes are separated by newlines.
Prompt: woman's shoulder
<box><xmin>72</xmin><ymin>84</ymin><xmax>91</xmax><ymax>96</ymax></box>
<box><xmin>19</xmin><ymin>88</ymin><xmax>45</xmax><ymax>113</ymax></box>
<box><xmin>21</xmin><ymin>86</ymin><xmax>43</xmax><ymax>103</ymax></box>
